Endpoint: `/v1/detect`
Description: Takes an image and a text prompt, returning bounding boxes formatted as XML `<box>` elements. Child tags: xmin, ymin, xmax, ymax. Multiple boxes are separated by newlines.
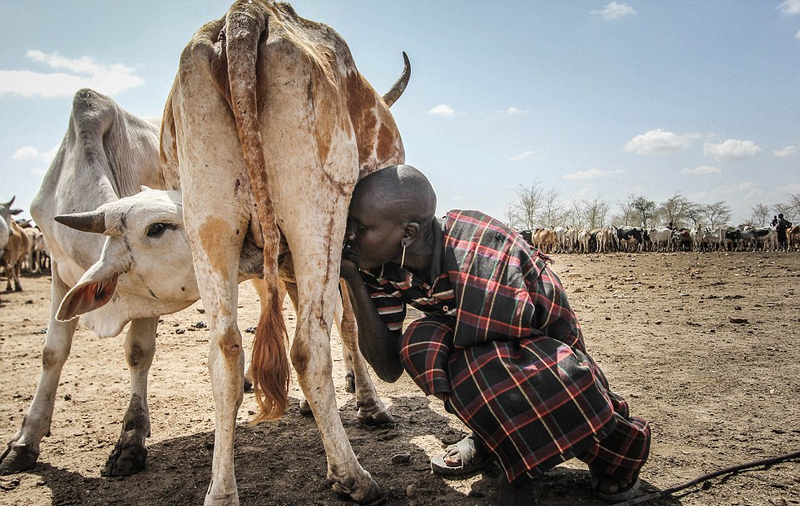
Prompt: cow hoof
<box><xmin>356</xmin><ymin>400</ymin><xmax>394</xmax><ymax>426</ymax></box>
<box><xmin>102</xmin><ymin>443</ymin><xmax>147</xmax><ymax>476</ymax></box>
<box><xmin>331</xmin><ymin>475</ymin><xmax>383</xmax><ymax>505</ymax></box>
<box><xmin>298</xmin><ymin>398</ymin><xmax>313</xmax><ymax>417</ymax></box>
<box><xmin>0</xmin><ymin>443</ymin><xmax>39</xmax><ymax>475</ymax></box>
<box><xmin>345</xmin><ymin>371</ymin><xmax>355</xmax><ymax>394</ymax></box>
<box><xmin>204</xmin><ymin>490</ymin><xmax>239</xmax><ymax>506</ymax></box>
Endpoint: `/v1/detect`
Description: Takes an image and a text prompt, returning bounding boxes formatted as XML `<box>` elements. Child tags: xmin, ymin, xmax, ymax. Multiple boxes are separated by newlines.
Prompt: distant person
<box><xmin>340</xmin><ymin>165</ymin><xmax>650</xmax><ymax>505</ymax></box>
<box><xmin>776</xmin><ymin>214</ymin><xmax>792</xmax><ymax>250</ymax></box>
<box><xmin>771</xmin><ymin>215</ymin><xmax>778</xmax><ymax>227</ymax></box>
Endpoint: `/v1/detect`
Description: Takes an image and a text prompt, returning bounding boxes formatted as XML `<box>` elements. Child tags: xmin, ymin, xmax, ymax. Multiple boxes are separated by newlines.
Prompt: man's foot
<box><xmin>590</xmin><ymin>469</ymin><xmax>641</xmax><ymax>503</ymax></box>
<box><xmin>431</xmin><ymin>434</ymin><xmax>494</xmax><ymax>477</ymax></box>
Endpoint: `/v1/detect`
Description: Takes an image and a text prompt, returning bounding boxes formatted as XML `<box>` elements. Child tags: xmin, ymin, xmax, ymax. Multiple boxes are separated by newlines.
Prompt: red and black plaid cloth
<box><xmin>361</xmin><ymin>210</ymin><xmax>650</xmax><ymax>483</ymax></box>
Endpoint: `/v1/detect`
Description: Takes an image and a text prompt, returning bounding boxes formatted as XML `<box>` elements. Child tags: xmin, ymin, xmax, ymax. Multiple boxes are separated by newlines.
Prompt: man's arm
<box><xmin>340</xmin><ymin>260</ymin><xmax>404</xmax><ymax>382</ymax></box>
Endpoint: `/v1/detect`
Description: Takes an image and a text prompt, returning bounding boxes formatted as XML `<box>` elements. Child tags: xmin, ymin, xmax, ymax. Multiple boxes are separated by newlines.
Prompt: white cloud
<box><xmin>592</xmin><ymin>2</ymin><xmax>636</xmax><ymax>20</ymax></box>
<box><xmin>624</xmin><ymin>129</ymin><xmax>700</xmax><ymax>154</ymax></box>
<box><xmin>796</xmin><ymin>29</ymin><xmax>800</xmax><ymax>39</ymax></box>
<box><xmin>681</xmin><ymin>165</ymin><xmax>721</xmax><ymax>175</ymax></box>
<box><xmin>506</xmin><ymin>107</ymin><xmax>527</xmax><ymax>115</ymax></box>
<box><xmin>428</xmin><ymin>104</ymin><xmax>455</xmax><ymax>117</ymax></box>
<box><xmin>13</xmin><ymin>144</ymin><xmax>58</xmax><ymax>163</ymax></box>
<box><xmin>0</xmin><ymin>50</ymin><xmax>143</xmax><ymax>98</ymax></box>
<box><xmin>774</xmin><ymin>145</ymin><xmax>798</xmax><ymax>157</ymax></box>
<box><xmin>562</xmin><ymin>168</ymin><xmax>624</xmax><ymax>181</ymax></box>
<box><xmin>703</xmin><ymin>139</ymin><xmax>762</xmax><ymax>162</ymax></box>
<box><xmin>778</xmin><ymin>0</ymin><xmax>800</xmax><ymax>15</ymax></box>
<box><xmin>510</xmin><ymin>150</ymin><xmax>536</xmax><ymax>162</ymax></box>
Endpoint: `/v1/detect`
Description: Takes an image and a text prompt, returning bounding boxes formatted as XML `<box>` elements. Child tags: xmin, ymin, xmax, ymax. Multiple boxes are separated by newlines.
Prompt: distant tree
<box><xmin>507</xmin><ymin>182</ymin><xmax>543</xmax><ymax>230</ymax></box>
<box><xmin>773</xmin><ymin>195</ymin><xmax>799</xmax><ymax>223</ymax></box>
<box><xmin>616</xmin><ymin>194</ymin><xmax>637</xmax><ymax>227</ymax></box>
<box><xmin>686</xmin><ymin>204</ymin><xmax>704</xmax><ymax>227</ymax></box>
<box><xmin>584</xmin><ymin>198</ymin><xmax>610</xmax><ymax>229</ymax></box>
<box><xmin>564</xmin><ymin>199</ymin><xmax>585</xmax><ymax>229</ymax></box>
<box><xmin>658</xmin><ymin>193</ymin><xmax>693</xmax><ymax>229</ymax></box>
<box><xmin>750</xmin><ymin>204</ymin><xmax>771</xmax><ymax>227</ymax></box>
<box><xmin>537</xmin><ymin>188</ymin><xmax>564</xmax><ymax>227</ymax></box>
<box><xmin>631</xmin><ymin>195</ymin><xmax>656</xmax><ymax>228</ymax></box>
<box><xmin>701</xmin><ymin>201</ymin><xmax>731</xmax><ymax>229</ymax></box>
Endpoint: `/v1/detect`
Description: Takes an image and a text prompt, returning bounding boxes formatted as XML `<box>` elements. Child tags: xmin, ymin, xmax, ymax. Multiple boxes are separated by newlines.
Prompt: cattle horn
<box><xmin>55</xmin><ymin>211</ymin><xmax>107</xmax><ymax>234</ymax></box>
<box><xmin>2</xmin><ymin>196</ymin><xmax>14</xmax><ymax>207</ymax></box>
<box><xmin>382</xmin><ymin>52</ymin><xmax>411</xmax><ymax>108</ymax></box>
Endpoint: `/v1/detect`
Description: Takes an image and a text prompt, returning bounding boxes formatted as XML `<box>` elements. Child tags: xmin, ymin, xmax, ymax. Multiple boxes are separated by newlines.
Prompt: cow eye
<box><xmin>147</xmin><ymin>223</ymin><xmax>168</xmax><ymax>238</ymax></box>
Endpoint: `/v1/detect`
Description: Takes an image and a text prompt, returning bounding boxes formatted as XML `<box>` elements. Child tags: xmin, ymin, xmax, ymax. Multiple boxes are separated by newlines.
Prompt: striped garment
<box><xmin>361</xmin><ymin>210</ymin><xmax>650</xmax><ymax>483</ymax></box>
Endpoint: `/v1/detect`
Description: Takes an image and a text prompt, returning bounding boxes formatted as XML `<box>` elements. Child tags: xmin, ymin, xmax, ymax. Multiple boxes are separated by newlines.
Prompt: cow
<box><xmin>2</xmin><ymin>218</ymin><xmax>31</xmax><ymax>291</ymax></box>
<box><xmin>690</xmin><ymin>224</ymin><xmax>704</xmax><ymax>251</ymax></box>
<box><xmin>0</xmin><ymin>198</ymin><xmax>22</xmax><ymax>266</ymax></box>
<box><xmin>788</xmin><ymin>225</ymin><xmax>800</xmax><ymax>251</ymax></box>
<box><xmin>158</xmin><ymin>2</ymin><xmax>408</xmax><ymax>504</ymax></box>
<box><xmin>0</xmin><ymin>87</ymin><xmax>393</xmax><ymax>483</ymax></box>
<box><xmin>648</xmin><ymin>227</ymin><xmax>672</xmax><ymax>252</ymax></box>
<box><xmin>616</xmin><ymin>226</ymin><xmax>643</xmax><ymax>252</ymax></box>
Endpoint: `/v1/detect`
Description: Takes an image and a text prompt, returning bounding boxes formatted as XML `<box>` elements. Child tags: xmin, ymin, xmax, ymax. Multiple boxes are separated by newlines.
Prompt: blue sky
<box><xmin>1</xmin><ymin>1</ymin><xmax>799</xmax><ymax>226</ymax></box>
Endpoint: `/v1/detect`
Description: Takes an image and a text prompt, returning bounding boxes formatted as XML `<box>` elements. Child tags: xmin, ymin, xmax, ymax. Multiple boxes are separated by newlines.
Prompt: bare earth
<box><xmin>1</xmin><ymin>252</ymin><xmax>799</xmax><ymax>506</ymax></box>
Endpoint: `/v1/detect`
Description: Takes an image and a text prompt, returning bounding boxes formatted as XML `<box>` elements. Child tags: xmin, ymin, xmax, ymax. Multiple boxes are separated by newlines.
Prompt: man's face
<box><xmin>344</xmin><ymin>194</ymin><xmax>404</xmax><ymax>271</ymax></box>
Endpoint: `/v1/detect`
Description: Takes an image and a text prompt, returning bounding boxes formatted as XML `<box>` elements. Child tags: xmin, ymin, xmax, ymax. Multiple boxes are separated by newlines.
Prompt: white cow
<box><xmin>0</xmin><ymin>197</ymin><xmax>16</xmax><ymax>256</ymax></box>
<box><xmin>0</xmin><ymin>88</ymin><xmax>393</xmax><ymax>480</ymax></box>
<box><xmin>648</xmin><ymin>227</ymin><xmax>672</xmax><ymax>252</ymax></box>
<box><xmin>159</xmin><ymin>1</ymin><xmax>407</xmax><ymax>504</ymax></box>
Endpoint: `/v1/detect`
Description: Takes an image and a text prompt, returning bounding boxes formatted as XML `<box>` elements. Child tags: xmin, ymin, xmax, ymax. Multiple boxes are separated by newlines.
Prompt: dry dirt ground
<box><xmin>1</xmin><ymin>252</ymin><xmax>799</xmax><ymax>506</ymax></box>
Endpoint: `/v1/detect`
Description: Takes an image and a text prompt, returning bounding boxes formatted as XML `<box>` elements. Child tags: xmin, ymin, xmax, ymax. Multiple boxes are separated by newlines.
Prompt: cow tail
<box><xmin>225</xmin><ymin>1</ymin><xmax>290</xmax><ymax>423</ymax></box>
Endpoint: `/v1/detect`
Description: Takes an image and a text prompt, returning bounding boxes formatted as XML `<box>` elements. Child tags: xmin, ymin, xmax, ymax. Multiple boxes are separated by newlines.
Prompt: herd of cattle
<box><xmin>5</xmin><ymin>215</ymin><xmax>798</xmax><ymax>297</ymax></box>
<box><xmin>0</xmin><ymin>198</ymin><xmax>50</xmax><ymax>292</ymax></box>
<box><xmin>521</xmin><ymin>223</ymin><xmax>800</xmax><ymax>254</ymax></box>
<box><xmin>0</xmin><ymin>2</ymin><xmax>797</xmax><ymax>505</ymax></box>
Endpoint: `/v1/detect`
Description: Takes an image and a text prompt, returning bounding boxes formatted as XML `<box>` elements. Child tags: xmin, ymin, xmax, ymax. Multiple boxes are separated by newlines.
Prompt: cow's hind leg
<box><xmin>0</xmin><ymin>264</ymin><xmax>76</xmax><ymax>474</ymax></box>
<box><xmin>338</xmin><ymin>281</ymin><xmax>393</xmax><ymax>426</ymax></box>
<box><xmin>103</xmin><ymin>317</ymin><xmax>158</xmax><ymax>476</ymax></box>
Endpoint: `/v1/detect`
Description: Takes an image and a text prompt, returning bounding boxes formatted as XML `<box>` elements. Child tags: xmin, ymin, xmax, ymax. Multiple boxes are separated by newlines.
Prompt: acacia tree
<box><xmin>537</xmin><ymin>188</ymin><xmax>564</xmax><ymax>228</ymax></box>
<box><xmin>750</xmin><ymin>204</ymin><xmax>771</xmax><ymax>226</ymax></box>
<box><xmin>506</xmin><ymin>182</ymin><xmax>543</xmax><ymax>230</ymax></box>
<box><xmin>702</xmin><ymin>201</ymin><xmax>732</xmax><ymax>229</ymax></box>
<box><xmin>584</xmin><ymin>198</ymin><xmax>610</xmax><ymax>229</ymax></box>
<box><xmin>631</xmin><ymin>195</ymin><xmax>656</xmax><ymax>228</ymax></box>
<box><xmin>658</xmin><ymin>193</ymin><xmax>693</xmax><ymax>228</ymax></box>
<box><xmin>616</xmin><ymin>194</ymin><xmax>637</xmax><ymax>226</ymax></box>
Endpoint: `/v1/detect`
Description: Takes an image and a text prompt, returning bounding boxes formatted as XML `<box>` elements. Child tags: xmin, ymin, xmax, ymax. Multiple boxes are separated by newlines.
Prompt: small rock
<box><xmin>390</xmin><ymin>452</ymin><xmax>411</xmax><ymax>464</ymax></box>
<box><xmin>175</xmin><ymin>328</ymin><xmax>186</xmax><ymax>334</ymax></box>
<box><xmin>406</xmin><ymin>484</ymin><xmax>415</xmax><ymax>497</ymax></box>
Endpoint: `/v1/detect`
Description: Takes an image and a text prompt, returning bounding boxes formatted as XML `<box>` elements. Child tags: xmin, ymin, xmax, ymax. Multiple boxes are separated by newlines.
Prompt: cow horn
<box><xmin>3</xmin><ymin>196</ymin><xmax>14</xmax><ymax>207</ymax></box>
<box><xmin>382</xmin><ymin>52</ymin><xmax>411</xmax><ymax>108</ymax></box>
<box><xmin>55</xmin><ymin>211</ymin><xmax>107</xmax><ymax>234</ymax></box>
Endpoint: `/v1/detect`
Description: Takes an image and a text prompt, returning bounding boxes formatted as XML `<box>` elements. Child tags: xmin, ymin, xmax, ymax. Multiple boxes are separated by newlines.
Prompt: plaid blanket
<box><xmin>365</xmin><ymin>210</ymin><xmax>650</xmax><ymax>482</ymax></box>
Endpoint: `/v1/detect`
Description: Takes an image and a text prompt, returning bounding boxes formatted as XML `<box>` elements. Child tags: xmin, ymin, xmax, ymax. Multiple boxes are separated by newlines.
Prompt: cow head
<box><xmin>54</xmin><ymin>188</ymin><xmax>200</xmax><ymax>321</ymax></box>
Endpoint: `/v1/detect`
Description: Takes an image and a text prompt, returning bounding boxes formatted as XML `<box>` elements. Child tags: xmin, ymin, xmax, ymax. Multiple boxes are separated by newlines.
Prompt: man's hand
<box><xmin>340</xmin><ymin>250</ymin><xmax>361</xmax><ymax>282</ymax></box>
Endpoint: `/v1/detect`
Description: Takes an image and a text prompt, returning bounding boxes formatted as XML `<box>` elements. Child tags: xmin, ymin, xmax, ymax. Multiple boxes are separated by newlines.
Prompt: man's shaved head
<box><xmin>352</xmin><ymin>165</ymin><xmax>437</xmax><ymax>226</ymax></box>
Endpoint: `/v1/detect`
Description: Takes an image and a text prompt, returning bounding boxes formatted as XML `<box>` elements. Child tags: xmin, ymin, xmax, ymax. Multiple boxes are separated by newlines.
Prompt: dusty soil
<box><xmin>1</xmin><ymin>252</ymin><xmax>799</xmax><ymax>506</ymax></box>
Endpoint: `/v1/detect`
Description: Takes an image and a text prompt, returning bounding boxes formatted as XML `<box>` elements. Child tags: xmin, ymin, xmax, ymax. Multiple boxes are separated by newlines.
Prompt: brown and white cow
<box><xmin>0</xmin><ymin>86</ymin><xmax>393</xmax><ymax>483</ymax></box>
<box><xmin>2</xmin><ymin>218</ymin><xmax>31</xmax><ymax>292</ymax></box>
<box><xmin>159</xmin><ymin>1</ymin><xmax>406</xmax><ymax>504</ymax></box>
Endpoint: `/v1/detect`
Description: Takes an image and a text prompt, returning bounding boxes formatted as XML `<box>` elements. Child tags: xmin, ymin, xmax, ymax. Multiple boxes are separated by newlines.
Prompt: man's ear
<box><xmin>402</xmin><ymin>222</ymin><xmax>420</xmax><ymax>247</ymax></box>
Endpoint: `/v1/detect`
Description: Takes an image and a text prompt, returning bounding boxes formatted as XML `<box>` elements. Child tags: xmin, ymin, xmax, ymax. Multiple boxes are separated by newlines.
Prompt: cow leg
<box><xmin>286</xmin><ymin>244</ymin><xmax>381</xmax><ymax>504</ymax></box>
<box><xmin>103</xmin><ymin>317</ymin><xmax>157</xmax><ymax>476</ymax></box>
<box><xmin>338</xmin><ymin>281</ymin><xmax>393</xmax><ymax>426</ymax></box>
<box><xmin>0</xmin><ymin>265</ymin><xmax>76</xmax><ymax>473</ymax></box>
<box><xmin>286</xmin><ymin>280</ymin><xmax>392</xmax><ymax>426</ymax></box>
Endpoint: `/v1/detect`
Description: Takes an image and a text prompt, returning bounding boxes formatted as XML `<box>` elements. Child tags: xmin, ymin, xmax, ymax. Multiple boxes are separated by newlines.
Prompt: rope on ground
<box><xmin>616</xmin><ymin>449</ymin><xmax>800</xmax><ymax>506</ymax></box>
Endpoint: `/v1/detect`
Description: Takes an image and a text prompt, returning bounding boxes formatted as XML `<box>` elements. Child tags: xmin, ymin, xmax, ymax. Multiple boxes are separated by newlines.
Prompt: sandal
<box><xmin>590</xmin><ymin>468</ymin><xmax>641</xmax><ymax>503</ymax></box>
<box><xmin>430</xmin><ymin>434</ymin><xmax>494</xmax><ymax>477</ymax></box>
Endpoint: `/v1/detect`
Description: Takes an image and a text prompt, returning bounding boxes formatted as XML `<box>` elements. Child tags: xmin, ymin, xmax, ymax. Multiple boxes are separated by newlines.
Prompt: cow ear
<box><xmin>56</xmin><ymin>274</ymin><xmax>120</xmax><ymax>321</ymax></box>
